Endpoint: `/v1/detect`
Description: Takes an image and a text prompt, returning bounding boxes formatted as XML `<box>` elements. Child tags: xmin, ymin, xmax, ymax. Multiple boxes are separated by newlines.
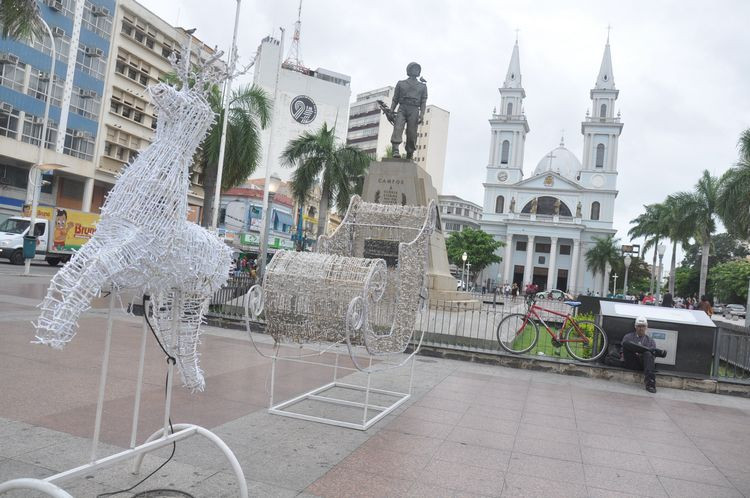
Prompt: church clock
<box><xmin>497</xmin><ymin>171</ymin><xmax>508</xmax><ymax>182</ymax></box>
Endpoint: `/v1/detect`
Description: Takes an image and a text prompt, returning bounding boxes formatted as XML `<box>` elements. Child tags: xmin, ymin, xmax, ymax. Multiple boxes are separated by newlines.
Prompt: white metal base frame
<box><xmin>0</xmin><ymin>294</ymin><xmax>248</xmax><ymax>497</ymax></box>
<box><xmin>267</xmin><ymin>350</ymin><xmax>417</xmax><ymax>431</ymax></box>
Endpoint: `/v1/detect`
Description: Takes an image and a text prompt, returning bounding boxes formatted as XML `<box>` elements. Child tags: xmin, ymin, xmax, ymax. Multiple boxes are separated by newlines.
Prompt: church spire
<box><xmin>503</xmin><ymin>40</ymin><xmax>522</xmax><ymax>88</ymax></box>
<box><xmin>595</xmin><ymin>38</ymin><xmax>615</xmax><ymax>90</ymax></box>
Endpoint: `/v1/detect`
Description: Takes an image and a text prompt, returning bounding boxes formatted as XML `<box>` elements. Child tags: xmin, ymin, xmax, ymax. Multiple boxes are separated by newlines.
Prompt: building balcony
<box><xmin>491</xmin><ymin>113</ymin><xmax>527</xmax><ymax>122</ymax></box>
<box><xmin>585</xmin><ymin>116</ymin><xmax>621</xmax><ymax>123</ymax></box>
<box><xmin>489</xmin><ymin>212</ymin><xmax>584</xmax><ymax>225</ymax></box>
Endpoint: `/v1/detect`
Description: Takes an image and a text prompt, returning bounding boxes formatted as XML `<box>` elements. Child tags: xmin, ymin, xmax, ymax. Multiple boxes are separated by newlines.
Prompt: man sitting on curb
<box><xmin>621</xmin><ymin>316</ymin><xmax>667</xmax><ymax>393</ymax></box>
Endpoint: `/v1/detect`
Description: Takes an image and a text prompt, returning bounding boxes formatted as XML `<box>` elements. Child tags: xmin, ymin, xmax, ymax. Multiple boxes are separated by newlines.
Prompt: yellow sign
<box><xmin>52</xmin><ymin>210</ymin><xmax>99</xmax><ymax>251</ymax></box>
<box><xmin>22</xmin><ymin>205</ymin><xmax>53</xmax><ymax>220</ymax></box>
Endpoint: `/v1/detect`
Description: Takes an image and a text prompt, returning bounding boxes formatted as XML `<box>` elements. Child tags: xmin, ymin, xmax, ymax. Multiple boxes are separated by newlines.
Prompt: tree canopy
<box><xmin>280</xmin><ymin>123</ymin><xmax>371</xmax><ymax>237</ymax></box>
<box><xmin>445</xmin><ymin>228</ymin><xmax>503</xmax><ymax>276</ymax></box>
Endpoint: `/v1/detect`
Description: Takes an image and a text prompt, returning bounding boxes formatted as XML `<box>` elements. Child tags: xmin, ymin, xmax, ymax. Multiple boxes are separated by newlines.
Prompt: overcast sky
<box><xmin>142</xmin><ymin>0</ymin><xmax>749</xmax><ymax>261</ymax></box>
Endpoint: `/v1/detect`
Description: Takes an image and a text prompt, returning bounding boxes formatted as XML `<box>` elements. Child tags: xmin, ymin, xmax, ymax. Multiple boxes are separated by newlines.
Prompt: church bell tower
<box><xmin>485</xmin><ymin>39</ymin><xmax>529</xmax><ymax>185</ymax></box>
<box><xmin>580</xmin><ymin>36</ymin><xmax>623</xmax><ymax>190</ymax></box>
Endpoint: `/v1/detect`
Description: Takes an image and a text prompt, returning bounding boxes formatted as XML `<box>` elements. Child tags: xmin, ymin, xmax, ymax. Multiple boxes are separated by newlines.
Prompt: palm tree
<box><xmin>585</xmin><ymin>235</ymin><xmax>620</xmax><ymax>295</ymax></box>
<box><xmin>281</xmin><ymin>123</ymin><xmax>371</xmax><ymax>237</ymax></box>
<box><xmin>628</xmin><ymin>203</ymin><xmax>669</xmax><ymax>293</ymax></box>
<box><xmin>0</xmin><ymin>0</ymin><xmax>43</xmax><ymax>40</ymax></box>
<box><xmin>717</xmin><ymin>129</ymin><xmax>750</xmax><ymax>239</ymax></box>
<box><xmin>670</xmin><ymin>170</ymin><xmax>720</xmax><ymax>297</ymax></box>
<box><xmin>196</xmin><ymin>83</ymin><xmax>270</xmax><ymax>227</ymax></box>
<box><xmin>663</xmin><ymin>195</ymin><xmax>694</xmax><ymax>295</ymax></box>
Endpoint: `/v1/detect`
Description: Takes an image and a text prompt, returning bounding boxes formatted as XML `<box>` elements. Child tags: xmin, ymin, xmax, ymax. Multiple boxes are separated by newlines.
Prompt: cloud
<box><xmin>141</xmin><ymin>0</ymin><xmax>750</xmax><ymax>262</ymax></box>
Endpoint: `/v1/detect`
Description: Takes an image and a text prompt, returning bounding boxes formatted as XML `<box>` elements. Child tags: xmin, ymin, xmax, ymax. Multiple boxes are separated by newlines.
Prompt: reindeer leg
<box><xmin>173</xmin><ymin>291</ymin><xmax>208</xmax><ymax>392</ymax></box>
<box><xmin>148</xmin><ymin>290</ymin><xmax>207</xmax><ymax>392</ymax></box>
<box><xmin>35</xmin><ymin>235</ymin><xmax>145</xmax><ymax>348</ymax></box>
<box><xmin>35</xmin><ymin>238</ymin><xmax>109</xmax><ymax>348</ymax></box>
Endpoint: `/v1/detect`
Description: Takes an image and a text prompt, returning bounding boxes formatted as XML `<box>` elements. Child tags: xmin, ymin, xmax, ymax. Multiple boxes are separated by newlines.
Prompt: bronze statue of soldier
<box><xmin>387</xmin><ymin>62</ymin><xmax>428</xmax><ymax>160</ymax></box>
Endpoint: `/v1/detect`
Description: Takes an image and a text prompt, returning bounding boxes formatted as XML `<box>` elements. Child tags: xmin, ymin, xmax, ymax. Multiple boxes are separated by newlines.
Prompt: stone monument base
<box><xmin>361</xmin><ymin>159</ymin><xmax>479</xmax><ymax>307</ymax></box>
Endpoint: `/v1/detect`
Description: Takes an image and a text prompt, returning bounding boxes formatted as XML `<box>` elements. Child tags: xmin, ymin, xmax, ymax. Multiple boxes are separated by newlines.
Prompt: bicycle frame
<box><xmin>524</xmin><ymin>301</ymin><xmax>589</xmax><ymax>344</ymax></box>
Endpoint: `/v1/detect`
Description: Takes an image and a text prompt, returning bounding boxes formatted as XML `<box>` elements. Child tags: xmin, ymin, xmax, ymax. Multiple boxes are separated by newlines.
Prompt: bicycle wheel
<box><xmin>497</xmin><ymin>313</ymin><xmax>539</xmax><ymax>354</ymax></box>
<box><xmin>563</xmin><ymin>320</ymin><xmax>608</xmax><ymax>361</ymax></box>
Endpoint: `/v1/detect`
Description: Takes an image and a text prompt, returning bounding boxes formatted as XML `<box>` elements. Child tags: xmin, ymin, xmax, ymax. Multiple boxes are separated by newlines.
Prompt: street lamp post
<box><xmin>210</xmin><ymin>0</ymin><xmax>243</xmax><ymax>231</ymax></box>
<box><xmin>656</xmin><ymin>244</ymin><xmax>666</xmax><ymax>304</ymax></box>
<box><xmin>466</xmin><ymin>262</ymin><xmax>472</xmax><ymax>292</ymax></box>
<box><xmin>24</xmin><ymin>18</ymin><xmax>57</xmax><ymax>276</ymax></box>
<box><xmin>461</xmin><ymin>251</ymin><xmax>467</xmax><ymax>291</ymax></box>
<box><xmin>257</xmin><ymin>175</ymin><xmax>281</xmax><ymax>278</ymax></box>
<box><xmin>623</xmin><ymin>255</ymin><xmax>632</xmax><ymax>297</ymax></box>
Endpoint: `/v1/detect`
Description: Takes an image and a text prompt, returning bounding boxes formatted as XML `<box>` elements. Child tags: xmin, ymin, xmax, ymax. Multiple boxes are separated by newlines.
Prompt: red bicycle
<box><xmin>496</xmin><ymin>295</ymin><xmax>608</xmax><ymax>361</ymax></box>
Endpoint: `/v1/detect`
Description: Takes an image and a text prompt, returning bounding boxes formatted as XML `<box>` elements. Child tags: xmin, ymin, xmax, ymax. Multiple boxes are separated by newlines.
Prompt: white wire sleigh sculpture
<box><xmin>245</xmin><ymin>195</ymin><xmax>436</xmax><ymax>429</ymax></box>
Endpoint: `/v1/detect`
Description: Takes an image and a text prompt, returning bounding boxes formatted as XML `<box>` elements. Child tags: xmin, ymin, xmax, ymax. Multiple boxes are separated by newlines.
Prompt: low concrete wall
<box><xmin>416</xmin><ymin>344</ymin><xmax>750</xmax><ymax>398</ymax></box>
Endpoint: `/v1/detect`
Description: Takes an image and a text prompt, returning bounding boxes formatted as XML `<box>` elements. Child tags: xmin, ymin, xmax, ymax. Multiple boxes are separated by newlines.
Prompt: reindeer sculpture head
<box><xmin>146</xmin><ymin>47</ymin><xmax>227</xmax><ymax>144</ymax></box>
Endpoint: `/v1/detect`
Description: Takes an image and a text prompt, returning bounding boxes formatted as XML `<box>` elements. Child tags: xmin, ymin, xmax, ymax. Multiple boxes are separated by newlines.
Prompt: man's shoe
<box><xmin>652</xmin><ymin>348</ymin><xmax>667</xmax><ymax>358</ymax></box>
<box><xmin>646</xmin><ymin>384</ymin><xmax>657</xmax><ymax>393</ymax></box>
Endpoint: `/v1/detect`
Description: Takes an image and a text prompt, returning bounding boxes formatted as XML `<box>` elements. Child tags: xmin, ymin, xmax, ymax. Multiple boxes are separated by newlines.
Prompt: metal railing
<box><xmin>413</xmin><ymin>297</ymin><xmax>582</xmax><ymax>359</ymax></box>
<box><xmin>714</xmin><ymin>325</ymin><xmax>750</xmax><ymax>382</ymax></box>
<box><xmin>208</xmin><ymin>273</ymin><xmax>256</xmax><ymax>319</ymax></box>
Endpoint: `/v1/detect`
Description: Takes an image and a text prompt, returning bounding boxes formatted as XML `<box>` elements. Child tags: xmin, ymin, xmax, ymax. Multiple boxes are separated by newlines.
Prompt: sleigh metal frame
<box><xmin>245</xmin><ymin>195</ymin><xmax>436</xmax><ymax>429</ymax></box>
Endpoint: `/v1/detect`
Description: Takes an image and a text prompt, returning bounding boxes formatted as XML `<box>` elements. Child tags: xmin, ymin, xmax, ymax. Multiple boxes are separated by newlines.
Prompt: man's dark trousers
<box><xmin>391</xmin><ymin>104</ymin><xmax>420</xmax><ymax>157</ymax></box>
<box><xmin>622</xmin><ymin>341</ymin><xmax>655</xmax><ymax>386</ymax></box>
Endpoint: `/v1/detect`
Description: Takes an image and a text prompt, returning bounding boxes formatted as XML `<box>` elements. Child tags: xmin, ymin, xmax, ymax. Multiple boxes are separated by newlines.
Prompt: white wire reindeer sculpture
<box><xmin>34</xmin><ymin>47</ymin><xmax>233</xmax><ymax>392</ymax></box>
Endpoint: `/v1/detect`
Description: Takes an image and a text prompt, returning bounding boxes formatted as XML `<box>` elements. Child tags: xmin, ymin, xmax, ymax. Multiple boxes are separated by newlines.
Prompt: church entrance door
<box><xmin>556</xmin><ymin>269</ymin><xmax>569</xmax><ymax>293</ymax></box>
<box><xmin>513</xmin><ymin>265</ymin><xmax>524</xmax><ymax>287</ymax></box>
<box><xmin>532</xmin><ymin>267</ymin><xmax>548</xmax><ymax>290</ymax></box>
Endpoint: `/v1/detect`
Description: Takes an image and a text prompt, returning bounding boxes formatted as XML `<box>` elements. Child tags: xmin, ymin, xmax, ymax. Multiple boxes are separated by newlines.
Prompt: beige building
<box><xmin>413</xmin><ymin>105</ymin><xmax>449</xmax><ymax>194</ymax></box>
<box><xmin>347</xmin><ymin>87</ymin><xmax>449</xmax><ymax>194</ymax></box>
<box><xmin>95</xmin><ymin>0</ymin><xmax>219</xmax><ymax>220</ymax></box>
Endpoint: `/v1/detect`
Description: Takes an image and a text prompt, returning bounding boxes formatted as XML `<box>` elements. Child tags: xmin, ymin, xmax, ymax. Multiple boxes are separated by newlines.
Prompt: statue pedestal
<box><xmin>362</xmin><ymin>159</ymin><xmax>477</xmax><ymax>305</ymax></box>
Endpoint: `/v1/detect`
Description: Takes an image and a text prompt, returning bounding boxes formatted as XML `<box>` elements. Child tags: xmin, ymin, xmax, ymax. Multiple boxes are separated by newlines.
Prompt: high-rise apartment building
<box><xmin>346</xmin><ymin>87</ymin><xmax>450</xmax><ymax>194</ymax></box>
<box><xmin>0</xmin><ymin>0</ymin><xmax>220</xmax><ymax>221</ymax></box>
<box><xmin>346</xmin><ymin>86</ymin><xmax>394</xmax><ymax>159</ymax></box>
<box><xmin>0</xmin><ymin>0</ymin><xmax>116</xmax><ymax>217</ymax></box>
<box><xmin>413</xmin><ymin>105</ymin><xmax>449</xmax><ymax>194</ymax></box>
<box><xmin>252</xmin><ymin>36</ymin><xmax>351</xmax><ymax>182</ymax></box>
<box><xmin>97</xmin><ymin>0</ymin><xmax>219</xmax><ymax>221</ymax></box>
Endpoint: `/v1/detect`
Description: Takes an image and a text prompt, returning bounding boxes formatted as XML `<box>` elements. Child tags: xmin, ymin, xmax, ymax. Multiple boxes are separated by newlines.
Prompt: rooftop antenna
<box><xmin>283</xmin><ymin>0</ymin><xmax>308</xmax><ymax>73</ymax></box>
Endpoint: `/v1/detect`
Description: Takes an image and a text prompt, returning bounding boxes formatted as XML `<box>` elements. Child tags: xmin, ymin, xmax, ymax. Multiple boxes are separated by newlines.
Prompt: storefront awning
<box><xmin>273</xmin><ymin>210</ymin><xmax>294</xmax><ymax>228</ymax></box>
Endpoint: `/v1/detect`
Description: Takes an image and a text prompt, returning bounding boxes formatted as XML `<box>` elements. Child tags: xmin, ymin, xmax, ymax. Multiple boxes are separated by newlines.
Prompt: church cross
<box><xmin>606</xmin><ymin>24</ymin><xmax>612</xmax><ymax>43</ymax></box>
<box><xmin>545</xmin><ymin>151</ymin><xmax>557</xmax><ymax>170</ymax></box>
<box><xmin>515</xmin><ymin>28</ymin><xmax>520</xmax><ymax>42</ymax></box>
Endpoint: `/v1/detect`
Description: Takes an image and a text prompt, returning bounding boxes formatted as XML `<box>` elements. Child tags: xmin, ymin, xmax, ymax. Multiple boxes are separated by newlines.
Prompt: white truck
<box><xmin>0</xmin><ymin>207</ymin><xmax>99</xmax><ymax>266</ymax></box>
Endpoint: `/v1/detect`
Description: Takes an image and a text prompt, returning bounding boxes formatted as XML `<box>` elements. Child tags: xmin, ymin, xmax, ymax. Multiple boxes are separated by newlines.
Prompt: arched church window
<box><xmin>506</xmin><ymin>102</ymin><xmax>513</xmax><ymax>116</ymax></box>
<box><xmin>501</xmin><ymin>140</ymin><xmax>510</xmax><ymax>164</ymax></box>
<box><xmin>600</xmin><ymin>103</ymin><xmax>607</xmax><ymax>118</ymax></box>
<box><xmin>495</xmin><ymin>195</ymin><xmax>504</xmax><ymax>213</ymax></box>
<box><xmin>521</xmin><ymin>196</ymin><xmax>572</xmax><ymax>216</ymax></box>
<box><xmin>591</xmin><ymin>201</ymin><xmax>600</xmax><ymax>220</ymax></box>
<box><xmin>595</xmin><ymin>144</ymin><xmax>605</xmax><ymax>168</ymax></box>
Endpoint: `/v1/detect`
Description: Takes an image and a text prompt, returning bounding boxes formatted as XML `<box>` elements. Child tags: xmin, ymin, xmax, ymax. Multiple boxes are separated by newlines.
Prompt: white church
<box><xmin>480</xmin><ymin>38</ymin><xmax>621</xmax><ymax>296</ymax></box>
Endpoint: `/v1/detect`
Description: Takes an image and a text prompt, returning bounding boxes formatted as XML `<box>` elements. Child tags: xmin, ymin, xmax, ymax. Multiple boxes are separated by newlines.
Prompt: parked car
<box><xmin>535</xmin><ymin>289</ymin><xmax>574</xmax><ymax>301</ymax></box>
<box><xmin>712</xmin><ymin>304</ymin><xmax>724</xmax><ymax>314</ymax></box>
<box><xmin>725</xmin><ymin>304</ymin><xmax>746</xmax><ymax>319</ymax></box>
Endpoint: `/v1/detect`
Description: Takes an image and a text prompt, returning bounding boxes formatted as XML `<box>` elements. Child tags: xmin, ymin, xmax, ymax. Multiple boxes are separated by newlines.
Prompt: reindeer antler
<box><xmin>168</xmin><ymin>41</ymin><xmax>228</xmax><ymax>94</ymax></box>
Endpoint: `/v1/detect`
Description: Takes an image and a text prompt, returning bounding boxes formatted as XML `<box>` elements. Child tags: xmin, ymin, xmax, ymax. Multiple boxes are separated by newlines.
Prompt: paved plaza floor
<box><xmin>1</xmin><ymin>267</ymin><xmax>750</xmax><ymax>497</ymax></box>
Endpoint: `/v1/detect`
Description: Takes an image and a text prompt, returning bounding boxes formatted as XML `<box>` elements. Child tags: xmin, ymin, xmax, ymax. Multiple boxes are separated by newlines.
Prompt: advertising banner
<box><xmin>240</xmin><ymin>233</ymin><xmax>260</xmax><ymax>247</ymax></box>
<box><xmin>22</xmin><ymin>205</ymin><xmax>53</xmax><ymax>220</ymax></box>
<box><xmin>52</xmin><ymin>210</ymin><xmax>99</xmax><ymax>252</ymax></box>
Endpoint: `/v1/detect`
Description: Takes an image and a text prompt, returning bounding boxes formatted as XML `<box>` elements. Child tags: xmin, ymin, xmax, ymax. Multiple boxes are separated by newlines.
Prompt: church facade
<box><xmin>480</xmin><ymin>38</ymin><xmax>621</xmax><ymax>296</ymax></box>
